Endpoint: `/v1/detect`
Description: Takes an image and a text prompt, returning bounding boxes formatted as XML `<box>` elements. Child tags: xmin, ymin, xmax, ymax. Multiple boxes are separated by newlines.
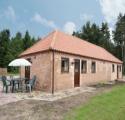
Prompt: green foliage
<box><xmin>10</xmin><ymin>32</ymin><xmax>23</xmax><ymax>58</ymax></box>
<box><xmin>73</xmin><ymin>17</ymin><xmax>125</xmax><ymax>72</ymax></box>
<box><xmin>0</xmin><ymin>29</ymin><xmax>11</xmax><ymax>68</ymax></box>
<box><xmin>73</xmin><ymin>21</ymin><xmax>113</xmax><ymax>54</ymax></box>
<box><xmin>65</xmin><ymin>85</ymin><xmax>125</xmax><ymax>120</ymax></box>
<box><xmin>73</xmin><ymin>21</ymin><xmax>101</xmax><ymax>45</ymax></box>
<box><xmin>23</xmin><ymin>31</ymin><xmax>35</xmax><ymax>50</ymax></box>
<box><xmin>100</xmin><ymin>23</ymin><xmax>111</xmax><ymax>50</ymax></box>
<box><xmin>0</xmin><ymin>29</ymin><xmax>37</xmax><ymax>72</ymax></box>
<box><xmin>113</xmin><ymin>13</ymin><xmax>125</xmax><ymax>73</ymax></box>
<box><xmin>113</xmin><ymin>13</ymin><xmax>125</xmax><ymax>47</ymax></box>
<box><xmin>1</xmin><ymin>14</ymin><xmax>125</xmax><ymax>73</ymax></box>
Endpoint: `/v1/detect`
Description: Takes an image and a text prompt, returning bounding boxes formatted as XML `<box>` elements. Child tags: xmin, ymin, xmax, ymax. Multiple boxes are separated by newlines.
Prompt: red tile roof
<box><xmin>20</xmin><ymin>30</ymin><xmax>122</xmax><ymax>64</ymax></box>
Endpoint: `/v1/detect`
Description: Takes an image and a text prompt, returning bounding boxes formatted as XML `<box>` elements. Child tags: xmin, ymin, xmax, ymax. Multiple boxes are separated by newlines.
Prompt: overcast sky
<box><xmin>0</xmin><ymin>0</ymin><xmax>125</xmax><ymax>37</ymax></box>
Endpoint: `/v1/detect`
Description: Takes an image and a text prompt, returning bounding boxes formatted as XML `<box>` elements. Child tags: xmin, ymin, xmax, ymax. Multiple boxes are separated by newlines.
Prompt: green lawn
<box><xmin>65</xmin><ymin>85</ymin><xmax>125</xmax><ymax>120</ymax></box>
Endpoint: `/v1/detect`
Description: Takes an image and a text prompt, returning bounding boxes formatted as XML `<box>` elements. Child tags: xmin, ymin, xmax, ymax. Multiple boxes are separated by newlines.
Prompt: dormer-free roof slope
<box><xmin>20</xmin><ymin>30</ymin><xmax>122</xmax><ymax>64</ymax></box>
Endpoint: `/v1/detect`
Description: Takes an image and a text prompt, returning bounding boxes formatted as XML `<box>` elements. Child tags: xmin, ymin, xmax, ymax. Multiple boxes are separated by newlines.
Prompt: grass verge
<box><xmin>64</xmin><ymin>85</ymin><xmax>125</xmax><ymax>120</ymax></box>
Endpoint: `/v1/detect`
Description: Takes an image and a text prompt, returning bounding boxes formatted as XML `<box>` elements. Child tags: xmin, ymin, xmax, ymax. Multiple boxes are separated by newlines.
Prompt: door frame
<box><xmin>25</xmin><ymin>58</ymin><xmax>31</xmax><ymax>80</ymax></box>
<box><xmin>117</xmin><ymin>65</ymin><xmax>119</xmax><ymax>79</ymax></box>
<box><xmin>25</xmin><ymin>66</ymin><xmax>30</xmax><ymax>80</ymax></box>
<box><xmin>74</xmin><ymin>59</ymin><xmax>80</xmax><ymax>87</ymax></box>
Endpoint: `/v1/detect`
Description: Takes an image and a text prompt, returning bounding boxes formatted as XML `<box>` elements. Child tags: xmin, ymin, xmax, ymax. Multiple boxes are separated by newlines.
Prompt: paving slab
<box><xmin>0</xmin><ymin>81</ymin><xmax>96</xmax><ymax>105</ymax></box>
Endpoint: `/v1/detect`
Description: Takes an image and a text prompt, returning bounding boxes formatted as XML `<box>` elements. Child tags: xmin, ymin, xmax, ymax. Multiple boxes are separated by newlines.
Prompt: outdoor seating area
<box><xmin>0</xmin><ymin>58</ymin><xmax>36</xmax><ymax>93</ymax></box>
<box><xmin>0</xmin><ymin>76</ymin><xmax>96</xmax><ymax>106</ymax></box>
<box><xmin>1</xmin><ymin>75</ymin><xmax>36</xmax><ymax>93</ymax></box>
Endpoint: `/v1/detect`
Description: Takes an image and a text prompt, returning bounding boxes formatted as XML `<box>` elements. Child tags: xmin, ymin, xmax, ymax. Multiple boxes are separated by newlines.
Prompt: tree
<box><xmin>74</xmin><ymin>22</ymin><xmax>92</xmax><ymax>42</ymax></box>
<box><xmin>10</xmin><ymin>32</ymin><xmax>23</xmax><ymax>58</ymax></box>
<box><xmin>113</xmin><ymin>13</ymin><xmax>125</xmax><ymax>73</ymax></box>
<box><xmin>23</xmin><ymin>31</ymin><xmax>31</xmax><ymax>50</ymax></box>
<box><xmin>73</xmin><ymin>21</ymin><xmax>117</xmax><ymax>60</ymax></box>
<box><xmin>100</xmin><ymin>22</ymin><xmax>114</xmax><ymax>53</ymax></box>
<box><xmin>0</xmin><ymin>29</ymin><xmax>11</xmax><ymax>68</ymax></box>
<box><xmin>22</xmin><ymin>31</ymin><xmax>36</xmax><ymax>50</ymax></box>
<box><xmin>73</xmin><ymin>21</ymin><xmax>113</xmax><ymax>51</ymax></box>
<box><xmin>0</xmin><ymin>29</ymin><xmax>37</xmax><ymax>73</ymax></box>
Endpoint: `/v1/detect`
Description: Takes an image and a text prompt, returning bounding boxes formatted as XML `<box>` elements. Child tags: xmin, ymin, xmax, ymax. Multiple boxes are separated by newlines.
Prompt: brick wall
<box><xmin>21</xmin><ymin>51</ymin><xmax>52</xmax><ymax>92</ymax></box>
<box><xmin>54</xmin><ymin>52</ymin><xmax>122</xmax><ymax>91</ymax></box>
<box><xmin>20</xmin><ymin>51</ymin><xmax>122</xmax><ymax>93</ymax></box>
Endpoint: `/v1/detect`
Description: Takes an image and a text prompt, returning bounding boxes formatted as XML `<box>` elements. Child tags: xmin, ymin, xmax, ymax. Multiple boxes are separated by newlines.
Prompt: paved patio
<box><xmin>0</xmin><ymin>80</ymin><xmax>21</xmax><ymax>106</ymax></box>
<box><xmin>0</xmin><ymin>80</ymin><xmax>96</xmax><ymax>106</ymax></box>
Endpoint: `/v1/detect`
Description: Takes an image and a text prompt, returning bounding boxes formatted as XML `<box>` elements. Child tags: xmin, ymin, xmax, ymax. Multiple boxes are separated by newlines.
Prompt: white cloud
<box><xmin>99</xmin><ymin>0</ymin><xmax>125</xmax><ymax>25</ymax></box>
<box><xmin>4</xmin><ymin>6</ymin><xmax>16</xmax><ymax>21</ymax></box>
<box><xmin>63</xmin><ymin>22</ymin><xmax>76</xmax><ymax>35</ymax></box>
<box><xmin>32</xmin><ymin>13</ymin><xmax>57</xmax><ymax>29</ymax></box>
<box><xmin>80</xmin><ymin>13</ymin><xmax>93</xmax><ymax>22</ymax></box>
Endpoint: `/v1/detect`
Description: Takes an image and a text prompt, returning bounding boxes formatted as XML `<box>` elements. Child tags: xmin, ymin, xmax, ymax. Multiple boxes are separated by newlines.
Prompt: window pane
<box><xmin>81</xmin><ymin>60</ymin><xmax>87</xmax><ymax>73</ymax></box>
<box><xmin>119</xmin><ymin>65</ymin><xmax>122</xmax><ymax>72</ymax></box>
<box><xmin>61</xmin><ymin>58</ymin><xmax>69</xmax><ymax>73</ymax></box>
<box><xmin>91</xmin><ymin>62</ymin><xmax>96</xmax><ymax>73</ymax></box>
<box><xmin>112</xmin><ymin>64</ymin><xmax>115</xmax><ymax>72</ymax></box>
<box><xmin>120</xmin><ymin>65</ymin><xmax>121</xmax><ymax>72</ymax></box>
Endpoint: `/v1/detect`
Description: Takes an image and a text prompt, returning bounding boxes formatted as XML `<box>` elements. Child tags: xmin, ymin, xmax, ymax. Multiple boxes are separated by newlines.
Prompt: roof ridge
<box><xmin>20</xmin><ymin>30</ymin><xmax>122</xmax><ymax>63</ymax></box>
<box><xmin>49</xmin><ymin>30</ymin><xmax>58</xmax><ymax>49</ymax></box>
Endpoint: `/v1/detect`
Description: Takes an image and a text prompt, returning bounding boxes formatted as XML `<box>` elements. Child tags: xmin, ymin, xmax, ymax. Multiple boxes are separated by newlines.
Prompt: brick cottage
<box><xmin>20</xmin><ymin>30</ymin><xmax>123</xmax><ymax>93</ymax></box>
